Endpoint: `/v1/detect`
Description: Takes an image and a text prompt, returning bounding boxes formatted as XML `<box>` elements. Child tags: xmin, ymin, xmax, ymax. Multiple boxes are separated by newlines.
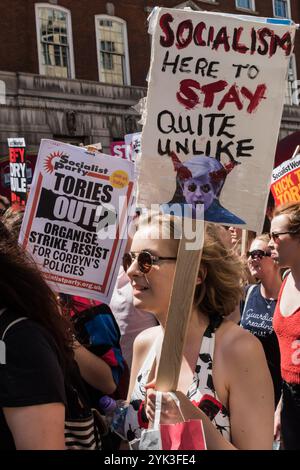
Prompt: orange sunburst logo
<box><xmin>44</xmin><ymin>152</ymin><xmax>64</xmax><ymax>174</ymax></box>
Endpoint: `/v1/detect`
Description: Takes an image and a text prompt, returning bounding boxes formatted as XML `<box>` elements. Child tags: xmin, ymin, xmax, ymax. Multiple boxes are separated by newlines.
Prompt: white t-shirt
<box><xmin>109</xmin><ymin>267</ymin><xmax>157</xmax><ymax>369</ymax></box>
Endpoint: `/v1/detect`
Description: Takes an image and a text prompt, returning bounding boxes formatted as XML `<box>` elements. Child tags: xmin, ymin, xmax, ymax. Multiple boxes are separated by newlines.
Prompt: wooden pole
<box><xmin>155</xmin><ymin>222</ymin><xmax>205</xmax><ymax>392</ymax></box>
<box><xmin>241</xmin><ymin>229</ymin><xmax>248</xmax><ymax>257</ymax></box>
<box><xmin>291</xmin><ymin>144</ymin><xmax>300</xmax><ymax>160</ymax></box>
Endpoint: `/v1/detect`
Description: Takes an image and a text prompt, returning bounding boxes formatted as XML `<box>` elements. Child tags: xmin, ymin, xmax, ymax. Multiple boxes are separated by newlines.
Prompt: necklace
<box><xmin>263</xmin><ymin>297</ymin><xmax>276</xmax><ymax>309</ymax></box>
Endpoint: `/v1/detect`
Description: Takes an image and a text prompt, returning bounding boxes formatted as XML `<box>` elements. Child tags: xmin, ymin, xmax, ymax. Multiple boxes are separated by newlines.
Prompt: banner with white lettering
<box><xmin>111</xmin><ymin>141</ymin><xmax>127</xmax><ymax>159</ymax></box>
<box><xmin>19</xmin><ymin>139</ymin><xmax>135</xmax><ymax>302</ymax></box>
<box><xmin>8</xmin><ymin>137</ymin><xmax>27</xmax><ymax>206</ymax></box>
<box><xmin>137</xmin><ymin>8</ymin><xmax>296</xmax><ymax>231</ymax></box>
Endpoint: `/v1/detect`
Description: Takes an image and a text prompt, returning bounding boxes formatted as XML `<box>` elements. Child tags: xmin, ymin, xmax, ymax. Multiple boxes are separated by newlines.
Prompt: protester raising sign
<box><xmin>19</xmin><ymin>139</ymin><xmax>135</xmax><ymax>302</ymax></box>
<box><xmin>137</xmin><ymin>8</ymin><xmax>296</xmax><ymax>231</ymax></box>
<box><xmin>271</xmin><ymin>148</ymin><xmax>300</xmax><ymax>206</ymax></box>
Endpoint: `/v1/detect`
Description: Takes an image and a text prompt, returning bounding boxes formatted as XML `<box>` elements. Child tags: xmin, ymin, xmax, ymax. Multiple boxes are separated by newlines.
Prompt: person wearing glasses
<box><xmin>269</xmin><ymin>202</ymin><xmax>300</xmax><ymax>450</ymax></box>
<box><xmin>119</xmin><ymin>213</ymin><xmax>273</xmax><ymax>449</ymax></box>
<box><xmin>240</xmin><ymin>234</ymin><xmax>282</xmax><ymax>407</ymax></box>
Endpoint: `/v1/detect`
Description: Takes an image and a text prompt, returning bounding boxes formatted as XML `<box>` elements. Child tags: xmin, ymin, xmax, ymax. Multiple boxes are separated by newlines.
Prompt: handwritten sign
<box><xmin>137</xmin><ymin>9</ymin><xmax>295</xmax><ymax>231</ymax></box>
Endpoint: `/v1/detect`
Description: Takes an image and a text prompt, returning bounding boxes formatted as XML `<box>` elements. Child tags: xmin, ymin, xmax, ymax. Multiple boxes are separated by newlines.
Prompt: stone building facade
<box><xmin>0</xmin><ymin>0</ymin><xmax>299</xmax><ymax>164</ymax></box>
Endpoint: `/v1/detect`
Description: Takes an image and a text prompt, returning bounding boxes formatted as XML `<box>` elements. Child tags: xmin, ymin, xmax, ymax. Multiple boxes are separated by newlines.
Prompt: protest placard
<box><xmin>8</xmin><ymin>137</ymin><xmax>27</xmax><ymax>206</ymax></box>
<box><xmin>271</xmin><ymin>146</ymin><xmax>300</xmax><ymax>206</ymax></box>
<box><xmin>125</xmin><ymin>132</ymin><xmax>142</xmax><ymax>163</ymax></box>
<box><xmin>111</xmin><ymin>140</ymin><xmax>127</xmax><ymax>159</ymax></box>
<box><xmin>19</xmin><ymin>139</ymin><xmax>135</xmax><ymax>302</ymax></box>
<box><xmin>137</xmin><ymin>8</ymin><xmax>296</xmax><ymax>231</ymax></box>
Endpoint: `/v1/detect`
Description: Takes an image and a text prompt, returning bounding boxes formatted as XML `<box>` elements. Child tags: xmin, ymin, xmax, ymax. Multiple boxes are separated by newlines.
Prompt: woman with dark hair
<box><xmin>0</xmin><ymin>221</ymin><xmax>100</xmax><ymax>450</ymax></box>
<box><xmin>269</xmin><ymin>202</ymin><xmax>300</xmax><ymax>449</ymax></box>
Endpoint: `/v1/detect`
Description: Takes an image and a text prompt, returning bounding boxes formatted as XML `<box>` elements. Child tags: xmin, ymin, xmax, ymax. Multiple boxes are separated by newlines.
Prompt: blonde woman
<box><xmin>241</xmin><ymin>234</ymin><xmax>282</xmax><ymax>407</ymax></box>
<box><xmin>122</xmin><ymin>213</ymin><xmax>274</xmax><ymax>450</ymax></box>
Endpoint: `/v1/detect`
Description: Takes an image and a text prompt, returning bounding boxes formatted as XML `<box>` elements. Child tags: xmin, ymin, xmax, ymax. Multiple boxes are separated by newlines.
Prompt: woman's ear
<box><xmin>196</xmin><ymin>265</ymin><xmax>207</xmax><ymax>285</ymax></box>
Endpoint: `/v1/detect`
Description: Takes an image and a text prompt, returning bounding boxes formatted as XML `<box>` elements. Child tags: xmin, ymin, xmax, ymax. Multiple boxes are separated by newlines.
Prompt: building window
<box><xmin>35</xmin><ymin>3</ymin><xmax>75</xmax><ymax>79</ymax></box>
<box><xmin>174</xmin><ymin>1</ymin><xmax>206</xmax><ymax>9</ymax></box>
<box><xmin>95</xmin><ymin>15</ymin><xmax>130</xmax><ymax>85</ymax></box>
<box><xmin>273</xmin><ymin>0</ymin><xmax>291</xmax><ymax>18</ymax></box>
<box><xmin>285</xmin><ymin>55</ymin><xmax>298</xmax><ymax>106</ymax></box>
<box><xmin>235</xmin><ymin>0</ymin><xmax>255</xmax><ymax>10</ymax></box>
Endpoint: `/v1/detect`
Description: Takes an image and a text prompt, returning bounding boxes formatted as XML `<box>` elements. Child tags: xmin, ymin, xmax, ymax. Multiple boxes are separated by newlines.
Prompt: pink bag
<box><xmin>134</xmin><ymin>392</ymin><xmax>206</xmax><ymax>451</ymax></box>
<box><xmin>160</xmin><ymin>418</ymin><xmax>206</xmax><ymax>450</ymax></box>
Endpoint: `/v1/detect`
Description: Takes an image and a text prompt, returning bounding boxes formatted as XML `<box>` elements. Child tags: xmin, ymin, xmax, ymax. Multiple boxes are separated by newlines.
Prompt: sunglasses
<box><xmin>270</xmin><ymin>231</ymin><xmax>298</xmax><ymax>241</ymax></box>
<box><xmin>247</xmin><ymin>249</ymin><xmax>271</xmax><ymax>260</ymax></box>
<box><xmin>123</xmin><ymin>251</ymin><xmax>177</xmax><ymax>274</ymax></box>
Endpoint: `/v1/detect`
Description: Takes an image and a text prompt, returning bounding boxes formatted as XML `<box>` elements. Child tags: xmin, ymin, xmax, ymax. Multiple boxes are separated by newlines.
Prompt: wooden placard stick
<box><xmin>291</xmin><ymin>144</ymin><xmax>300</xmax><ymax>160</ymax></box>
<box><xmin>241</xmin><ymin>229</ymin><xmax>248</xmax><ymax>257</ymax></box>
<box><xmin>155</xmin><ymin>221</ymin><xmax>205</xmax><ymax>392</ymax></box>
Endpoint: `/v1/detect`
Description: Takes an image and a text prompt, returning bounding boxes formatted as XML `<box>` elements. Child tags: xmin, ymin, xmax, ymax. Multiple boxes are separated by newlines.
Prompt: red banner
<box><xmin>7</xmin><ymin>138</ymin><xmax>27</xmax><ymax>206</ymax></box>
<box><xmin>0</xmin><ymin>154</ymin><xmax>36</xmax><ymax>202</ymax></box>
<box><xmin>110</xmin><ymin>141</ymin><xmax>127</xmax><ymax>159</ymax></box>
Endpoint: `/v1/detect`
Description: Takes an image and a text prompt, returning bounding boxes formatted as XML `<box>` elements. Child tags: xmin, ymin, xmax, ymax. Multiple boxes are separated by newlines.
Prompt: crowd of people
<box><xmin>0</xmin><ymin>198</ymin><xmax>299</xmax><ymax>450</ymax></box>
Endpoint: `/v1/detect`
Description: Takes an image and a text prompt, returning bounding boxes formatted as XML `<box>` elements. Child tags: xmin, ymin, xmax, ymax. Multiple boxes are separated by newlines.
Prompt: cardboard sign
<box><xmin>110</xmin><ymin>141</ymin><xmax>127</xmax><ymax>159</ymax></box>
<box><xmin>8</xmin><ymin>137</ymin><xmax>27</xmax><ymax>206</ymax></box>
<box><xmin>0</xmin><ymin>155</ymin><xmax>35</xmax><ymax>200</ymax></box>
<box><xmin>271</xmin><ymin>150</ymin><xmax>300</xmax><ymax>205</ymax></box>
<box><xmin>19</xmin><ymin>140</ymin><xmax>135</xmax><ymax>302</ymax></box>
<box><xmin>125</xmin><ymin>133</ymin><xmax>142</xmax><ymax>163</ymax></box>
<box><xmin>137</xmin><ymin>8</ymin><xmax>296</xmax><ymax>231</ymax></box>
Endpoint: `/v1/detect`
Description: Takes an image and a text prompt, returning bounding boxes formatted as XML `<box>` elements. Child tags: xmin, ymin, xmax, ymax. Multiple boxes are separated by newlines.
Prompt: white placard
<box><xmin>19</xmin><ymin>140</ymin><xmax>135</xmax><ymax>302</ymax></box>
<box><xmin>138</xmin><ymin>8</ymin><xmax>296</xmax><ymax>231</ymax></box>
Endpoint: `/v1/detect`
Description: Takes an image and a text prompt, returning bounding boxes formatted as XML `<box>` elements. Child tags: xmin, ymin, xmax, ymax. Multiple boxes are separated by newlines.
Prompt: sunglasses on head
<box><xmin>123</xmin><ymin>250</ymin><xmax>177</xmax><ymax>274</ymax></box>
<box><xmin>247</xmin><ymin>249</ymin><xmax>271</xmax><ymax>260</ymax></box>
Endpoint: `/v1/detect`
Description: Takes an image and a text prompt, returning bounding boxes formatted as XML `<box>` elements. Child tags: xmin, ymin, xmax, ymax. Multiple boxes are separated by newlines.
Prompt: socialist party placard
<box><xmin>19</xmin><ymin>139</ymin><xmax>135</xmax><ymax>302</ymax></box>
<box><xmin>271</xmin><ymin>150</ymin><xmax>300</xmax><ymax>205</ymax></box>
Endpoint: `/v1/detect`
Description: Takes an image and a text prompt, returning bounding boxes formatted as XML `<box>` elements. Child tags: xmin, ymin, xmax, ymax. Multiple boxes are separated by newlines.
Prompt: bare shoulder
<box><xmin>217</xmin><ymin>319</ymin><xmax>265</xmax><ymax>367</ymax></box>
<box><xmin>133</xmin><ymin>325</ymin><xmax>162</xmax><ymax>356</ymax></box>
<box><xmin>128</xmin><ymin>325</ymin><xmax>162</xmax><ymax>400</ymax></box>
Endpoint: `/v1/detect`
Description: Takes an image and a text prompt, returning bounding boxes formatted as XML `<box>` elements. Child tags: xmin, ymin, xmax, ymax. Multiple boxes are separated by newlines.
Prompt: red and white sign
<box><xmin>138</xmin><ymin>8</ymin><xmax>296</xmax><ymax>231</ymax></box>
<box><xmin>110</xmin><ymin>141</ymin><xmax>127</xmax><ymax>159</ymax></box>
<box><xmin>271</xmin><ymin>150</ymin><xmax>300</xmax><ymax>206</ymax></box>
<box><xmin>7</xmin><ymin>137</ymin><xmax>27</xmax><ymax>206</ymax></box>
<box><xmin>19</xmin><ymin>139</ymin><xmax>135</xmax><ymax>302</ymax></box>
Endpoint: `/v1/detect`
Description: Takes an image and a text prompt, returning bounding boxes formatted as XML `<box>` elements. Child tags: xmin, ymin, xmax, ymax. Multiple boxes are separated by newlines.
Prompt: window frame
<box><xmin>95</xmin><ymin>14</ymin><xmax>131</xmax><ymax>86</ymax></box>
<box><xmin>35</xmin><ymin>3</ymin><xmax>75</xmax><ymax>79</ymax></box>
<box><xmin>273</xmin><ymin>0</ymin><xmax>291</xmax><ymax>19</ymax></box>
<box><xmin>285</xmin><ymin>54</ymin><xmax>298</xmax><ymax>106</ymax></box>
<box><xmin>235</xmin><ymin>0</ymin><xmax>256</xmax><ymax>12</ymax></box>
<box><xmin>175</xmin><ymin>0</ymin><xmax>216</xmax><ymax>9</ymax></box>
